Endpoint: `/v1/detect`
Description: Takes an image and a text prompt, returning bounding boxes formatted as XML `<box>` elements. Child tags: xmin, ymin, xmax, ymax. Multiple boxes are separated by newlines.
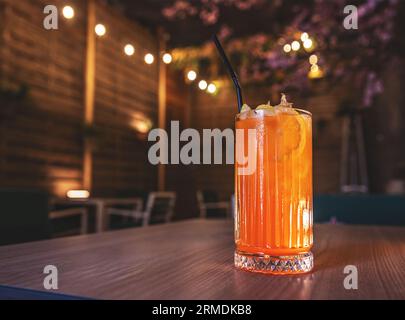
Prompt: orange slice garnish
<box><xmin>276</xmin><ymin>111</ymin><xmax>306</xmax><ymax>160</ymax></box>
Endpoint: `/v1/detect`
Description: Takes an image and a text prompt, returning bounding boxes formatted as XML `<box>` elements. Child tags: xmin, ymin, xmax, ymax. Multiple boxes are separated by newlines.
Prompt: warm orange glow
<box><xmin>131</xmin><ymin>118</ymin><xmax>152</xmax><ymax>134</ymax></box>
<box><xmin>308</xmin><ymin>64</ymin><xmax>324</xmax><ymax>79</ymax></box>
<box><xmin>52</xmin><ymin>180</ymin><xmax>81</xmax><ymax>198</ymax></box>
<box><xmin>67</xmin><ymin>190</ymin><xmax>90</xmax><ymax>199</ymax></box>
<box><xmin>133</xmin><ymin>121</ymin><xmax>149</xmax><ymax>133</ymax></box>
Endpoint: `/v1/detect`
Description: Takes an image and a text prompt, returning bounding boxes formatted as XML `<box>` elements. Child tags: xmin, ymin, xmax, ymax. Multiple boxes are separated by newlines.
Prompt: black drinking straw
<box><xmin>212</xmin><ymin>35</ymin><xmax>244</xmax><ymax>112</ymax></box>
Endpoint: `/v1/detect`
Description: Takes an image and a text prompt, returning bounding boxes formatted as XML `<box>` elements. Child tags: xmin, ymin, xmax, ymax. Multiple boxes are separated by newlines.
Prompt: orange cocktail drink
<box><xmin>234</xmin><ymin>96</ymin><xmax>313</xmax><ymax>274</ymax></box>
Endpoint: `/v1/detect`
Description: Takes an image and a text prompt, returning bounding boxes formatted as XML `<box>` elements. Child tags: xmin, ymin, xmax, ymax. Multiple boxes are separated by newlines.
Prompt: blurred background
<box><xmin>0</xmin><ymin>0</ymin><xmax>404</xmax><ymax>244</ymax></box>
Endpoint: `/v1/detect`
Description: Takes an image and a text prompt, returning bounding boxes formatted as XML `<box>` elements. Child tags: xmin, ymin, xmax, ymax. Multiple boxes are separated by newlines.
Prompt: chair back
<box><xmin>197</xmin><ymin>190</ymin><xmax>229</xmax><ymax>218</ymax></box>
<box><xmin>143</xmin><ymin>192</ymin><xmax>176</xmax><ymax>226</ymax></box>
<box><xmin>197</xmin><ymin>190</ymin><xmax>219</xmax><ymax>216</ymax></box>
<box><xmin>0</xmin><ymin>189</ymin><xmax>51</xmax><ymax>245</ymax></box>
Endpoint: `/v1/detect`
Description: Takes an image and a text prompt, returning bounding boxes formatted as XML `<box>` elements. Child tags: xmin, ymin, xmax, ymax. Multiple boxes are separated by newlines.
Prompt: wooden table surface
<box><xmin>1</xmin><ymin>219</ymin><xmax>404</xmax><ymax>299</ymax></box>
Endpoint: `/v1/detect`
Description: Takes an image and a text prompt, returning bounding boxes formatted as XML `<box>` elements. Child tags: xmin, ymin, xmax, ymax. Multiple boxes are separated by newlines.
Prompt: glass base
<box><xmin>235</xmin><ymin>250</ymin><xmax>313</xmax><ymax>275</ymax></box>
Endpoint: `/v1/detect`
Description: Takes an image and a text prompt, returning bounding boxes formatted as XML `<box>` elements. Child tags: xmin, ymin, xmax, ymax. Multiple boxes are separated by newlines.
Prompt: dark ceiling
<box><xmin>108</xmin><ymin>0</ymin><xmax>310</xmax><ymax>48</ymax></box>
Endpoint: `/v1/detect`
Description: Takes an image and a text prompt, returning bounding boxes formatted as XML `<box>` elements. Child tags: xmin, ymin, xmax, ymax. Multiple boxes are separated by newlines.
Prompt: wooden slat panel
<box><xmin>91</xmin><ymin>2</ymin><xmax>158</xmax><ymax>196</ymax></box>
<box><xmin>0</xmin><ymin>0</ymin><xmax>159</xmax><ymax>197</ymax></box>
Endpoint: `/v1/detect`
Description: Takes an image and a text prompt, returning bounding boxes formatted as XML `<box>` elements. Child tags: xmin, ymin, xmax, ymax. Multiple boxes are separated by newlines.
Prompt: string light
<box><xmin>162</xmin><ymin>53</ymin><xmax>172</xmax><ymax>64</ymax></box>
<box><xmin>291</xmin><ymin>41</ymin><xmax>300</xmax><ymax>51</ymax></box>
<box><xmin>207</xmin><ymin>83</ymin><xmax>217</xmax><ymax>94</ymax></box>
<box><xmin>198</xmin><ymin>80</ymin><xmax>207</xmax><ymax>90</ymax></box>
<box><xmin>81</xmin><ymin>12</ymin><xmax>257</xmax><ymax>98</ymax></box>
<box><xmin>308</xmin><ymin>64</ymin><xmax>324</xmax><ymax>79</ymax></box>
<box><xmin>300</xmin><ymin>32</ymin><xmax>309</xmax><ymax>42</ymax></box>
<box><xmin>124</xmin><ymin>44</ymin><xmax>135</xmax><ymax>56</ymax></box>
<box><xmin>309</xmin><ymin>54</ymin><xmax>318</xmax><ymax>65</ymax></box>
<box><xmin>144</xmin><ymin>53</ymin><xmax>154</xmax><ymax>64</ymax></box>
<box><xmin>187</xmin><ymin>70</ymin><xmax>197</xmax><ymax>81</ymax></box>
<box><xmin>303</xmin><ymin>38</ymin><xmax>313</xmax><ymax>50</ymax></box>
<box><xmin>95</xmin><ymin>24</ymin><xmax>106</xmax><ymax>36</ymax></box>
<box><xmin>62</xmin><ymin>6</ymin><xmax>74</xmax><ymax>19</ymax></box>
<box><xmin>283</xmin><ymin>44</ymin><xmax>291</xmax><ymax>53</ymax></box>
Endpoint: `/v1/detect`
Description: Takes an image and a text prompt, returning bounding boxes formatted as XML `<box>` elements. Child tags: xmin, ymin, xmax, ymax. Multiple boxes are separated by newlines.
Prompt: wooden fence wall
<box><xmin>1</xmin><ymin>0</ymin><xmax>401</xmax><ymax>210</ymax></box>
<box><xmin>92</xmin><ymin>2</ymin><xmax>158</xmax><ymax>197</ymax></box>
<box><xmin>0</xmin><ymin>0</ymin><xmax>158</xmax><ymax>197</ymax></box>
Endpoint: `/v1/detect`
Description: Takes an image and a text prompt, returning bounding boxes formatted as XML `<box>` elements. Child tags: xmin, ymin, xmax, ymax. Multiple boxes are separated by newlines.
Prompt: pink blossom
<box><xmin>200</xmin><ymin>5</ymin><xmax>219</xmax><ymax>25</ymax></box>
<box><xmin>218</xmin><ymin>24</ymin><xmax>233</xmax><ymax>40</ymax></box>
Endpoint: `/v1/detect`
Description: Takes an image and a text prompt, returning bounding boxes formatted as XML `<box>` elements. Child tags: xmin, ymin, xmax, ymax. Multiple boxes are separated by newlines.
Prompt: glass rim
<box><xmin>235</xmin><ymin>107</ymin><xmax>312</xmax><ymax>119</ymax></box>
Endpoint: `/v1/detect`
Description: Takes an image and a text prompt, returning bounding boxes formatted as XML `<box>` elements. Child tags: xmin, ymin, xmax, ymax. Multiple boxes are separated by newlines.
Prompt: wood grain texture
<box><xmin>0</xmin><ymin>219</ymin><xmax>404</xmax><ymax>300</ymax></box>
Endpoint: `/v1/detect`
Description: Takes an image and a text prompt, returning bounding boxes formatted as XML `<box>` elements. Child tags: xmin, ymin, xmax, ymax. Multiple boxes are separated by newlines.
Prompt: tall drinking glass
<box><xmin>234</xmin><ymin>106</ymin><xmax>313</xmax><ymax>274</ymax></box>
